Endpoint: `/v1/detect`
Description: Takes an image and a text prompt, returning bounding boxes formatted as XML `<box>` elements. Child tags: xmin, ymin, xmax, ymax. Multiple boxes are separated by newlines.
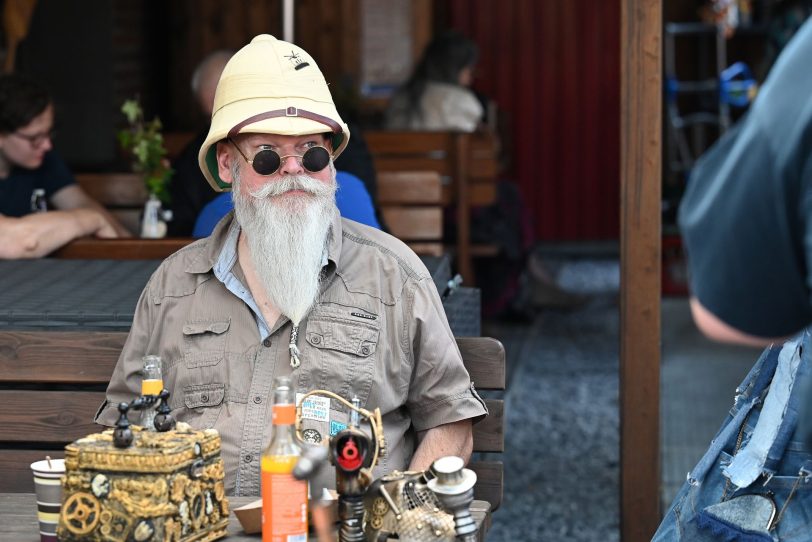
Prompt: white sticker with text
<box><xmin>295</xmin><ymin>393</ymin><xmax>330</xmax><ymax>422</ymax></box>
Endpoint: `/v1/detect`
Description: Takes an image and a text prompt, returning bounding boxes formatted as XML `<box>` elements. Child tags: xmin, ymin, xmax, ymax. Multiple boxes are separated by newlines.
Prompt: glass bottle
<box><xmin>261</xmin><ymin>376</ymin><xmax>307</xmax><ymax>542</ymax></box>
<box><xmin>140</xmin><ymin>354</ymin><xmax>163</xmax><ymax>431</ymax></box>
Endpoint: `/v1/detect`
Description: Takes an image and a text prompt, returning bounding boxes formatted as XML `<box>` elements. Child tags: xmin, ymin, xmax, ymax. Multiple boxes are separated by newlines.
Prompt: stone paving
<box><xmin>483</xmin><ymin>259</ymin><xmax>621</xmax><ymax>541</ymax></box>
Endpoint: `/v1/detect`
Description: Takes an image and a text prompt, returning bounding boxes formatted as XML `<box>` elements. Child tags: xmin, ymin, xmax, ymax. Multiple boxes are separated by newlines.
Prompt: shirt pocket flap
<box><xmin>183</xmin><ymin>320</ymin><xmax>230</xmax><ymax>336</ymax></box>
<box><xmin>307</xmin><ymin>320</ymin><xmax>379</xmax><ymax>357</ymax></box>
<box><xmin>183</xmin><ymin>384</ymin><xmax>225</xmax><ymax>409</ymax></box>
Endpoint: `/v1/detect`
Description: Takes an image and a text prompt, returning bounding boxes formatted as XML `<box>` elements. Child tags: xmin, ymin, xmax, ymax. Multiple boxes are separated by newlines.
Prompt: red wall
<box><xmin>449</xmin><ymin>0</ymin><xmax>620</xmax><ymax>241</ymax></box>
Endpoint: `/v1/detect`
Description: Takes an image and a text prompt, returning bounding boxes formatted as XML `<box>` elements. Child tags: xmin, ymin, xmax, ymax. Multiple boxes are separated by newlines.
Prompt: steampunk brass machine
<box><xmin>57</xmin><ymin>391</ymin><xmax>229</xmax><ymax>542</ymax></box>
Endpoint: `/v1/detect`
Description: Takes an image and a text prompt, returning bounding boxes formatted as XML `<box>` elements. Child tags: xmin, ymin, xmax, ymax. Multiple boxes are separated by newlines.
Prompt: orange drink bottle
<box><xmin>140</xmin><ymin>354</ymin><xmax>163</xmax><ymax>431</ymax></box>
<box><xmin>262</xmin><ymin>376</ymin><xmax>307</xmax><ymax>542</ymax></box>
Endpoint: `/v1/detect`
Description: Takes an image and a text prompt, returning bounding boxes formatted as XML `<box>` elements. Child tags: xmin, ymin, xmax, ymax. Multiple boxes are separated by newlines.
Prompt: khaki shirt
<box><xmin>96</xmin><ymin>212</ymin><xmax>487</xmax><ymax>496</ymax></box>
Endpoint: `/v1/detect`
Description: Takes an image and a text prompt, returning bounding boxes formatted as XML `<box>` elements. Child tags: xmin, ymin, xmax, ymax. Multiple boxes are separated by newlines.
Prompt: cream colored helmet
<box><xmin>198</xmin><ymin>34</ymin><xmax>350</xmax><ymax>192</ymax></box>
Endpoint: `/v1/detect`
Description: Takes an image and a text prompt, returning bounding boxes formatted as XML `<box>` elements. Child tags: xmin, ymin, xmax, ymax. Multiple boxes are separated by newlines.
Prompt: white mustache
<box><xmin>247</xmin><ymin>174</ymin><xmax>335</xmax><ymax>199</ymax></box>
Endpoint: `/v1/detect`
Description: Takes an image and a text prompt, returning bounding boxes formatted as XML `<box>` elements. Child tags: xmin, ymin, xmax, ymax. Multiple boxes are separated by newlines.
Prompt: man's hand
<box><xmin>408</xmin><ymin>419</ymin><xmax>473</xmax><ymax>472</ymax></box>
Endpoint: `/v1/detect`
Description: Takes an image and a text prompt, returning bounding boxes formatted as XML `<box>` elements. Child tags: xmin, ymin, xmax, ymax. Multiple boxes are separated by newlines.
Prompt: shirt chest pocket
<box><xmin>304</xmin><ymin>319</ymin><xmax>379</xmax><ymax>409</ymax></box>
<box><xmin>183</xmin><ymin>319</ymin><xmax>230</xmax><ymax>369</ymax></box>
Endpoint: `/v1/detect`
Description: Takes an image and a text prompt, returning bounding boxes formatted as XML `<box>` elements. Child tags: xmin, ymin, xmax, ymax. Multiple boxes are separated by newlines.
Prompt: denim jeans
<box><xmin>653</xmin><ymin>331</ymin><xmax>812</xmax><ymax>541</ymax></box>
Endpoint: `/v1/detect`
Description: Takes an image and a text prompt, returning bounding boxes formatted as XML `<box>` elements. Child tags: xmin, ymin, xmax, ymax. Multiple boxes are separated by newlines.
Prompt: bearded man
<box><xmin>97</xmin><ymin>34</ymin><xmax>487</xmax><ymax>496</ymax></box>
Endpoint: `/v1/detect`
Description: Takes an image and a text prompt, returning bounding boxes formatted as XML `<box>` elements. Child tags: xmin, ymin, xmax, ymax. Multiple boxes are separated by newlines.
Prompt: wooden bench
<box><xmin>366</xmin><ymin>130</ymin><xmax>501</xmax><ymax>283</ymax></box>
<box><xmin>0</xmin><ymin>332</ymin><xmax>505</xmax><ymax>512</ymax></box>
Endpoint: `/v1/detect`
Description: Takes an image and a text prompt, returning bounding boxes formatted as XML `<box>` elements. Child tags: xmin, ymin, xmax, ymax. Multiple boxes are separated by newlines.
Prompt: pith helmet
<box><xmin>198</xmin><ymin>34</ymin><xmax>350</xmax><ymax>191</ymax></box>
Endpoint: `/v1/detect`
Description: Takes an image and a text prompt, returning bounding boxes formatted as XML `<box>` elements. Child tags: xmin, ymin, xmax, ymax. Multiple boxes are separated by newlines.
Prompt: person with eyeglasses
<box><xmin>96</xmin><ymin>35</ymin><xmax>487</xmax><ymax>497</ymax></box>
<box><xmin>0</xmin><ymin>74</ymin><xmax>130</xmax><ymax>258</ymax></box>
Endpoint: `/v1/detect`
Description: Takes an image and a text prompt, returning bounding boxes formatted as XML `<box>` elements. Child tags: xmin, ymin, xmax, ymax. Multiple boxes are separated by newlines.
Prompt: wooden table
<box><xmin>0</xmin><ymin>494</ymin><xmax>491</xmax><ymax>541</ymax></box>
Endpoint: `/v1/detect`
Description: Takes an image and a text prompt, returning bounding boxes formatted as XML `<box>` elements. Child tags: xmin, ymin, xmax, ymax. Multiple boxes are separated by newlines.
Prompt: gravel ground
<box><xmin>484</xmin><ymin>259</ymin><xmax>620</xmax><ymax>541</ymax></box>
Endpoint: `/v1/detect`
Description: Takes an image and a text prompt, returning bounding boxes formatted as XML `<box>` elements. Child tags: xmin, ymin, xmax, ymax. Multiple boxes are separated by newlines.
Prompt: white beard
<box><xmin>232</xmin><ymin>162</ymin><xmax>338</xmax><ymax>325</ymax></box>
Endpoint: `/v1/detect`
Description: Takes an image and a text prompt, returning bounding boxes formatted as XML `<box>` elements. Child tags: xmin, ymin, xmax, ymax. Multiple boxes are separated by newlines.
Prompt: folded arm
<box><xmin>51</xmin><ymin>184</ymin><xmax>132</xmax><ymax>237</ymax></box>
<box><xmin>0</xmin><ymin>209</ymin><xmax>118</xmax><ymax>259</ymax></box>
<box><xmin>409</xmin><ymin>418</ymin><xmax>473</xmax><ymax>471</ymax></box>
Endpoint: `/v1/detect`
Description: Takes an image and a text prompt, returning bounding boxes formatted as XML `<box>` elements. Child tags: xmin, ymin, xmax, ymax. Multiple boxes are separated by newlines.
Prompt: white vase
<box><xmin>141</xmin><ymin>194</ymin><xmax>167</xmax><ymax>238</ymax></box>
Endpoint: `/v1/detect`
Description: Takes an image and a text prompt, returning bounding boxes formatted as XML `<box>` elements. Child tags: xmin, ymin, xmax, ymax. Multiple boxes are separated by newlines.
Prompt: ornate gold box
<box><xmin>56</xmin><ymin>423</ymin><xmax>228</xmax><ymax>542</ymax></box>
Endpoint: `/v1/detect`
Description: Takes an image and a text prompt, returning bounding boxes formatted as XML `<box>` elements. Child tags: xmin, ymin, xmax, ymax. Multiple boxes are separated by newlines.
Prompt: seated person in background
<box><xmin>167</xmin><ymin>50</ymin><xmax>233</xmax><ymax>237</ymax></box>
<box><xmin>385</xmin><ymin>30</ymin><xmax>483</xmax><ymax>132</ymax></box>
<box><xmin>387</xmin><ymin>31</ymin><xmax>584</xmax><ymax>315</ymax></box>
<box><xmin>193</xmin><ymin>169</ymin><xmax>381</xmax><ymax>237</ymax></box>
<box><xmin>0</xmin><ymin>74</ymin><xmax>130</xmax><ymax>258</ymax></box>
<box><xmin>97</xmin><ymin>34</ymin><xmax>487</xmax><ymax>496</ymax></box>
<box><xmin>170</xmin><ymin>50</ymin><xmax>383</xmax><ymax>236</ymax></box>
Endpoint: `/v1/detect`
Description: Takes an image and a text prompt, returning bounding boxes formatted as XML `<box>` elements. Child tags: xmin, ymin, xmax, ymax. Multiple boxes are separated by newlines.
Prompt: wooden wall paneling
<box><xmin>166</xmin><ymin>1</ymin><xmax>282</xmax><ymax>130</ymax></box>
<box><xmin>620</xmin><ymin>0</ymin><xmax>662</xmax><ymax>540</ymax></box>
<box><xmin>449</xmin><ymin>0</ymin><xmax>620</xmax><ymax>241</ymax></box>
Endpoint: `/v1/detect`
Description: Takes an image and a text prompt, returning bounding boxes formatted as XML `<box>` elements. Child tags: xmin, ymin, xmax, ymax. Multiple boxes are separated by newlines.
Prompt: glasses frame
<box><xmin>228</xmin><ymin>138</ymin><xmax>332</xmax><ymax>176</ymax></box>
<box><xmin>12</xmin><ymin>128</ymin><xmax>56</xmax><ymax>147</ymax></box>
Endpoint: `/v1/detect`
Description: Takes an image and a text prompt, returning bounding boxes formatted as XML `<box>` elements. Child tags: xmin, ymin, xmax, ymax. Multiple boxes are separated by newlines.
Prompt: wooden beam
<box><xmin>620</xmin><ymin>0</ymin><xmax>661</xmax><ymax>540</ymax></box>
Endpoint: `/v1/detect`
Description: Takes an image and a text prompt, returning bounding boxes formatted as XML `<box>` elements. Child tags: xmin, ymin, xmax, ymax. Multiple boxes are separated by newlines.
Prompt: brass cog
<box><xmin>62</xmin><ymin>492</ymin><xmax>101</xmax><ymax>535</ymax></box>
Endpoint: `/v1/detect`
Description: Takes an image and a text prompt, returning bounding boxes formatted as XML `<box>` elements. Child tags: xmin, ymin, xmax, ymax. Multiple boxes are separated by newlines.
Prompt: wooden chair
<box><xmin>366</xmin><ymin>130</ymin><xmax>501</xmax><ymax>284</ymax></box>
<box><xmin>0</xmin><ymin>331</ymin><xmax>505</xmax><ymax>514</ymax></box>
<box><xmin>377</xmin><ymin>171</ymin><xmax>444</xmax><ymax>257</ymax></box>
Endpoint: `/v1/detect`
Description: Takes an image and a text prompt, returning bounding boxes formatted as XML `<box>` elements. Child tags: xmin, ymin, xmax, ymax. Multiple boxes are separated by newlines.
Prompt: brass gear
<box><xmin>62</xmin><ymin>492</ymin><xmax>101</xmax><ymax>535</ymax></box>
<box><xmin>372</xmin><ymin>497</ymin><xmax>388</xmax><ymax>515</ymax></box>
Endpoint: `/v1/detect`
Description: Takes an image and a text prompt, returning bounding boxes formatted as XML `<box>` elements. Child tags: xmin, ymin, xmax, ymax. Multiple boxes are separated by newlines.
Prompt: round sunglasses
<box><xmin>229</xmin><ymin>138</ymin><xmax>331</xmax><ymax>176</ymax></box>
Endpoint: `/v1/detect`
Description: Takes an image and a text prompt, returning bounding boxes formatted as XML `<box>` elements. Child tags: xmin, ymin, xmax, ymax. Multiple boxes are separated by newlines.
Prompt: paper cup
<box><xmin>31</xmin><ymin>459</ymin><xmax>65</xmax><ymax>542</ymax></box>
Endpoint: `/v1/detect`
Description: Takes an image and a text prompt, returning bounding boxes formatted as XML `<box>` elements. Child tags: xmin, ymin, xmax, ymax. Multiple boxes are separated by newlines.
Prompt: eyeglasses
<box><xmin>229</xmin><ymin>138</ymin><xmax>331</xmax><ymax>176</ymax></box>
<box><xmin>12</xmin><ymin>128</ymin><xmax>55</xmax><ymax>147</ymax></box>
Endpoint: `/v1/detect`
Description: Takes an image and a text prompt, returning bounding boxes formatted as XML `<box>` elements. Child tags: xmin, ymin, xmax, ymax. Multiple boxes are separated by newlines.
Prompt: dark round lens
<box><xmin>302</xmin><ymin>146</ymin><xmax>330</xmax><ymax>173</ymax></box>
<box><xmin>251</xmin><ymin>149</ymin><xmax>281</xmax><ymax>175</ymax></box>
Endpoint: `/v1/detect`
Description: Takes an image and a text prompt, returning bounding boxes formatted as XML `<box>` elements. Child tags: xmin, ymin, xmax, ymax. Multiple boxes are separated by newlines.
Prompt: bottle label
<box><xmin>261</xmin><ymin>458</ymin><xmax>307</xmax><ymax>542</ymax></box>
<box><xmin>141</xmin><ymin>379</ymin><xmax>163</xmax><ymax>396</ymax></box>
<box><xmin>272</xmin><ymin>404</ymin><xmax>296</xmax><ymax>425</ymax></box>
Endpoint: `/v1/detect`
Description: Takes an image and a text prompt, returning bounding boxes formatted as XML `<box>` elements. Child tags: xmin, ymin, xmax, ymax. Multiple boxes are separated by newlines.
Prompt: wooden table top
<box><xmin>0</xmin><ymin>493</ymin><xmax>490</xmax><ymax>541</ymax></box>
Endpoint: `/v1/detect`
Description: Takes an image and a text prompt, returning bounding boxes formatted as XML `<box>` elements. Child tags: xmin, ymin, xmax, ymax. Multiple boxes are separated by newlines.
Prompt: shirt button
<box><xmin>244</xmin><ymin>454</ymin><xmax>253</xmax><ymax>463</ymax></box>
<box><xmin>263</xmin><ymin>338</ymin><xmax>272</xmax><ymax>347</ymax></box>
<box><xmin>253</xmin><ymin>396</ymin><xmax>263</xmax><ymax>404</ymax></box>
<box><xmin>312</xmin><ymin>336</ymin><xmax>321</xmax><ymax>345</ymax></box>
<box><xmin>361</xmin><ymin>346</ymin><xmax>370</xmax><ymax>355</ymax></box>
<box><xmin>201</xmin><ymin>394</ymin><xmax>209</xmax><ymax>402</ymax></box>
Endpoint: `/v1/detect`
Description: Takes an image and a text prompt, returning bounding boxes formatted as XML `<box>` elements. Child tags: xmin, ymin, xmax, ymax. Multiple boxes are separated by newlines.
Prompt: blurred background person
<box><xmin>386</xmin><ymin>30</ymin><xmax>585</xmax><ymax>318</ymax></box>
<box><xmin>385</xmin><ymin>30</ymin><xmax>483</xmax><ymax>132</ymax></box>
<box><xmin>0</xmin><ymin>73</ymin><xmax>129</xmax><ymax>258</ymax></box>
<box><xmin>167</xmin><ymin>49</ymin><xmax>234</xmax><ymax>236</ymax></box>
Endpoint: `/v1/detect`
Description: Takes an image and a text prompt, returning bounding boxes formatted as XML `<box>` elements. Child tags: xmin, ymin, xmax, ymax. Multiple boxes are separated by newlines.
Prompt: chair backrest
<box><xmin>0</xmin><ymin>331</ymin><xmax>505</xmax><ymax>510</ymax></box>
<box><xmin>365</xmin><ymin>131</ymin><xmax>501</xmax><ymax>282</ymax></box>
<box><xmin>377</xmin><ymin>170</ymin><xmax>444</xmax><ymax>257</ymax></box>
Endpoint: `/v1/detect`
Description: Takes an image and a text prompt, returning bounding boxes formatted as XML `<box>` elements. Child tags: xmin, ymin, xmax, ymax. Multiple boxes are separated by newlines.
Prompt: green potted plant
<box><xmin>117</xmin><ymin>98</ymin><xmax>173</xmax><ymax>237</ymax></box>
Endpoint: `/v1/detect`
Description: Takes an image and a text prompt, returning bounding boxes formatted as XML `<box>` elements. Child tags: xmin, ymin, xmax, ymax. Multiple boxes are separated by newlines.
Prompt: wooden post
<box><xmin>620</xmin><ymin>0</ymin><xmax>661</xmax><ymax>540</ymax></box>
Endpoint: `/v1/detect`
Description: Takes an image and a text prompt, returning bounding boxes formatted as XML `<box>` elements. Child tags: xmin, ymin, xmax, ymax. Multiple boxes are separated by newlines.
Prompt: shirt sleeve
<box><xmin>678</xmin><ymin>118</ymin><xmax>812</xmax><ymax>337</ymax></box>
<box><xmin>335</xmin><ymin>171</ymin><xmax>381</xmax><ymax>230</ymax></box>
<box><xmin>404</xmin><ymin>275</ymin><xmax>487</xmax><ymax>431</ymax></box>
<box><xmin>40</xmin><ymin>150</ymin><xmax>76</xmax><ymax>198</ymax></box>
